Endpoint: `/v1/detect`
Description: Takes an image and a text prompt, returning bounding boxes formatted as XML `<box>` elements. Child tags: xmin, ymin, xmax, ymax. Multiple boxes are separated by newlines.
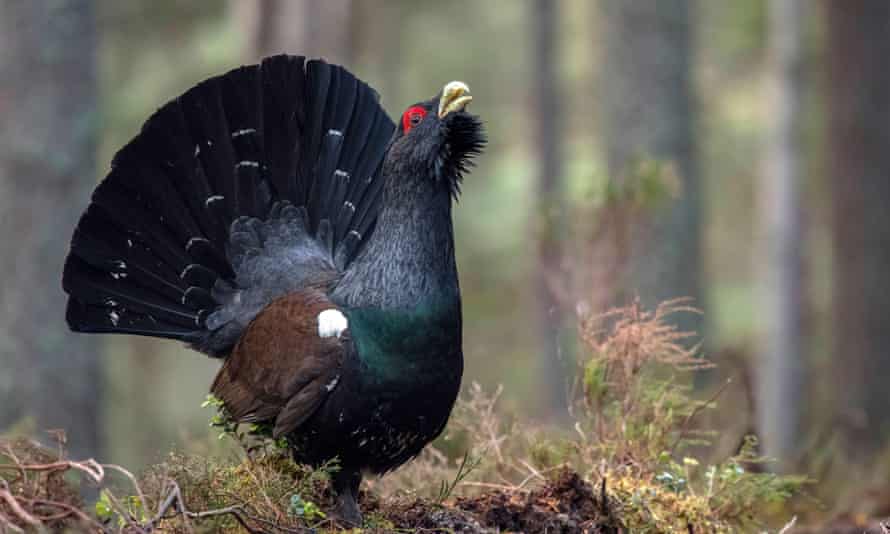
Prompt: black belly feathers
<box><xmin>63</xmin><ymin>55</ymin><xmax>395</xmax><ymax>356</ymax></box>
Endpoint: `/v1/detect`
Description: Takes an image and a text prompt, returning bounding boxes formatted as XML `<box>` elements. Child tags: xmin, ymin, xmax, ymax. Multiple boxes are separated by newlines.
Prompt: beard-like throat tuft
<box><xmin>435</xmin><ymin>113</ymin><xmax>486</xmax><ymax>199</ymax></box>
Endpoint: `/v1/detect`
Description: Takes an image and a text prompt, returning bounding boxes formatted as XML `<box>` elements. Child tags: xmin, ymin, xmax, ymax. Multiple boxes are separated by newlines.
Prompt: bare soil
<box><xmin>362</xmin><ymin>469</ymin><xmax>619</xmax><ymax>533</ymax></box>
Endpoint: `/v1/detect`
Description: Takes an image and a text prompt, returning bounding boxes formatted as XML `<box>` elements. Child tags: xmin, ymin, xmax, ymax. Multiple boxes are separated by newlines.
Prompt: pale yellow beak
<box><xmin>438</xmin><ymin>81</ymin><xmax>473</xmax><ymax>118</ymax></box>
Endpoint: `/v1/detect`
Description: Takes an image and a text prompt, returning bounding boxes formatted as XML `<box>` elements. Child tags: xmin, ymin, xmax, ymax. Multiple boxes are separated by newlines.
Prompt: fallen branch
<box><xmin>142</xmin><ymin>479</ymin><xmax>313</xmax><ymax>534</ymax></box>
<box><xmin>0</xmin><ymin>482</ymin><xmax>41</xmax><ymax>528</ymax></box>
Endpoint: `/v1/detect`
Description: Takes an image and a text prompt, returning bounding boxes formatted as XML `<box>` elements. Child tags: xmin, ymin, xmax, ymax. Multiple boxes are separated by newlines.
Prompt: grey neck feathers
<box><xmin>332</xmin><ymin>165</ymin><xmax>460</xmax><ymax>310</ymax></box>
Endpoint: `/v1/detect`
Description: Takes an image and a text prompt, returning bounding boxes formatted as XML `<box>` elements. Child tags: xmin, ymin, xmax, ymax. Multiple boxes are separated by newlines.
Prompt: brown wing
<box><xmin>211</xmin><ymin>288</ymin><xmax>347</xmax><ymax>437</ymax></box>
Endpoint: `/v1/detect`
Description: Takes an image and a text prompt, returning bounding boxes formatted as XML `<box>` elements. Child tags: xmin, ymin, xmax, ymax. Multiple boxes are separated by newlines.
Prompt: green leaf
<box><xmin>94</xmin><ymin>491</ymin><xmax>114</xmax><ymax>521</ymax></box>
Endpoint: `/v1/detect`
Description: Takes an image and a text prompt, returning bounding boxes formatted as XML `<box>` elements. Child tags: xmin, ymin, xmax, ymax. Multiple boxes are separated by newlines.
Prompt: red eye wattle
<box><xmin>402</xmin><ymin>106</ymin><xmax>427</xmax><ymax>133</ymax></box>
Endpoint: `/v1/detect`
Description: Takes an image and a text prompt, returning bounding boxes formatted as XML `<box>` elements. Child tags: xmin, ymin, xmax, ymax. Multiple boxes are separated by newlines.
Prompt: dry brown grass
<box><xmin>0</xmin><ymin>436</ymin><xmax>97</xmax><ymax>532</ymax></box>
<box><xmin>374</xmin><ymin>299</ymin><xmax>804</xmax><ymax>532</ymax></box>
<box><xmin>0</xmin><ymin>300</ymin><xmax>806</xmax><ymax>533</ymax></box>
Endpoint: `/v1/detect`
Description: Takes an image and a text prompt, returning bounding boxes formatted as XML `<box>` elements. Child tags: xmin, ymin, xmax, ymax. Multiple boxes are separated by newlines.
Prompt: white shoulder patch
<box><xmin>317</xmin><ymin>309</ymin><xmax>348</xmax><ymax>339</ymax></box>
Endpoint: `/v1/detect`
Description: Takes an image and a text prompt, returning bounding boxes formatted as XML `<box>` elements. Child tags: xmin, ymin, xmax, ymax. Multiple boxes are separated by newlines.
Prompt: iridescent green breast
<box><xmin>344</xmin><ymin>297</ymin><xmax>462</xmax><ymax>387</ymax></box>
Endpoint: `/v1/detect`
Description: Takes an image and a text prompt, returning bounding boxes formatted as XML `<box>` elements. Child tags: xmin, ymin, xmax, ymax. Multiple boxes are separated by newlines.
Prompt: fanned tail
<box><xmin>63</xmin><ymin>55</ymin><xmax>395</xmax><ymax>356</ymax></box>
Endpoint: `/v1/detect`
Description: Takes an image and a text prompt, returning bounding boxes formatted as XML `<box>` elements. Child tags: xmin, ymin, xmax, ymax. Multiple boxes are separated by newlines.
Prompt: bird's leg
<box><xmin>332</xmin><ymin>467</ymin><xmax>363</xmax><ymax>526</ymax></box>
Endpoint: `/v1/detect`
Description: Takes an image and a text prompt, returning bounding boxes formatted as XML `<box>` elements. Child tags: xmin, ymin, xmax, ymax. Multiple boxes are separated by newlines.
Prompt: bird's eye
<box><xmin>402</xmin><ymin>106</ymin><xmax>427</xmax><ymax>134</ymax></box>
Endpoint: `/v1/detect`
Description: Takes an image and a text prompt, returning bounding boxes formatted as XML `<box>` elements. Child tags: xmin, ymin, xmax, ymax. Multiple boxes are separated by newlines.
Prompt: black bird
<box><xmin>62</xmin><ymin>55</ymin><xmax>485</xmax><ymax>523</ymax></box>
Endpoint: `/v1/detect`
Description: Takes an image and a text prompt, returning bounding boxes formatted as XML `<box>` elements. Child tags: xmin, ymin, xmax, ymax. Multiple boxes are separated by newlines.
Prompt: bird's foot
<box><xmin>333</xmin><ymin>493</ymin><xmax>362</xmax><ymax>526</ymax></box>
<box><xmin>332</xmin><ymin>468</ymin><xmax>363</xmax><ymax>526</ymax></box>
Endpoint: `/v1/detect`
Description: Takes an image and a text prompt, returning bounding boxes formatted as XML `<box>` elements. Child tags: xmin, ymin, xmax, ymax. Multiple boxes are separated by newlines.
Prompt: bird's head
<box><xmin>386</xmin><ymin>81</ymin><xmax>486</xmax><ymax>198</ymax></box>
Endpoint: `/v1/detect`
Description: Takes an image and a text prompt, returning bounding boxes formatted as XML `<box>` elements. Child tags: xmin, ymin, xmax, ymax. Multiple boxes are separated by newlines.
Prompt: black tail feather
<box><xmin>64</xmin><ymin>55</ymin><xmax>395</xmax><ymax>355</ymax></box>
<box><xmin>63</xmin><ymin>256</ymin><xmax>199</xmax><ymax>327</ymax></box>
<box><xmin>69</xmin><ymin>207</ymin><xmax>187</xmax><ymax>302</ymax></box>
<box><xmin>65</xmin><ymin>299</ymin><xmax>201</xmax><ymax>341</ymax></box>
<box><xmin>261</xmin><ymin>56</ymin><xmax>307</xmax><ymax>202</ymax></box>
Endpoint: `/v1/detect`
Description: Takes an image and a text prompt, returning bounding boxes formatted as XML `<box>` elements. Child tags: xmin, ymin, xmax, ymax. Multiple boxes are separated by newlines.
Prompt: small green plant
<box><xmin>287</xmin><ymin>493</ymin><xmax>326</xmax><ymax>520</ymax></box>
<box><xmin>202</xmin><ymin>393</ymin><xmax>239</xmax><ymax>438</ymax></box>
<box><xmin>436</xmin><ymin>450</ymin><xmax>483</xmax><ymax>504</ymax></box>
<box><xmin>202</xmin><ymin>393</ymin><xmax>290</xmax><ymax>452</ymax></box>
<box><xmin>93</xmin><ymin>490</ymin><xmax>114</xmax><ymax>522</ymax></box>
<box><xmin>94</xmin><ymin>490</ymin><xmax>148</xmax><ymax>528</ymax></box>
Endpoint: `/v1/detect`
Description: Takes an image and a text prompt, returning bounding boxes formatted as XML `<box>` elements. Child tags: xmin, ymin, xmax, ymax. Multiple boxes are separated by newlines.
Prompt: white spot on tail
<box><xmin>236</xmin><ymin>160</ymin><xmax>259</xmax><ymax>169</ymax></box>
<box><xmin>317</xmin><ymin>309</ymin><xmax>348</xmax><ymax>339</ymax></box>
<box><xmin>109</xmin><ymin>311</ymin><xmax>120</xmax><ymax>326</ymax></box>
<box><xmin>325</xmin><ymin>375</ymin><xmax>340</xmax><ymax>391</ymax></box>
<box><xmin>327</xmin><ymin>129</ymin><xmax>343</xmax><ymax>137</ymax></box>
<box><xmin>334</xmin><ymin>169</ymin><xmax>349</xmax><ymax>180</ymax></box>
<box><xmin>110</xmin><ymin>261</ymin><xmax>128</xmax><ymax>280</ymax></box>
<box><xmin>231</xmin><ymin>128</ymin><xmax>256</xmax><ymax>138</ymax></box>
<box><xmin>186</xmin><ymin>237</ymin><xmax>208</xmax><ymax>251</ymax></box>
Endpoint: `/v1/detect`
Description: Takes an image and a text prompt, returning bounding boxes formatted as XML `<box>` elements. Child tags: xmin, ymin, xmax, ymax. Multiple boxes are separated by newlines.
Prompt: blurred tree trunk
<box><xmin>236</xmin><ymin>0</ymin><xmax>355</xmax><ymax>65</ymax></box>
<box><xmin>533</xmin><ymin>0</ymin><xmax>567</xmax><ymax>417</ymax></box>
<box><xmin>354</xmin><ymin>0</ymin><xmax>404</xmax><ymax>108</ymax></box>
<box><xmin>600</xmin><ymin>1</ymin><xmax>702</xmax><ymax>337</ymax></box>
<box><xmin>756</xmin><ymin>0</ymin><xmax>804</xmax><ymax>470</ymax></box>
<box><xmin>0</xmin><ymin>0</ymin><xmax>102</xmax><ymax>458</ymax></box>
<box><xmin>826</xmin><ymin>0</ymin><xmax>890</xmax><ymax>455</ymax></box>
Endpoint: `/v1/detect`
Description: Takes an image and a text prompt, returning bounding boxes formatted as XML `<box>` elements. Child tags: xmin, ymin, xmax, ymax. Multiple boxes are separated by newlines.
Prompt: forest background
<box><xmin>2</xmin><ymin>0</ymin><xmax>888</xmax><ymax>523</ymax></box>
